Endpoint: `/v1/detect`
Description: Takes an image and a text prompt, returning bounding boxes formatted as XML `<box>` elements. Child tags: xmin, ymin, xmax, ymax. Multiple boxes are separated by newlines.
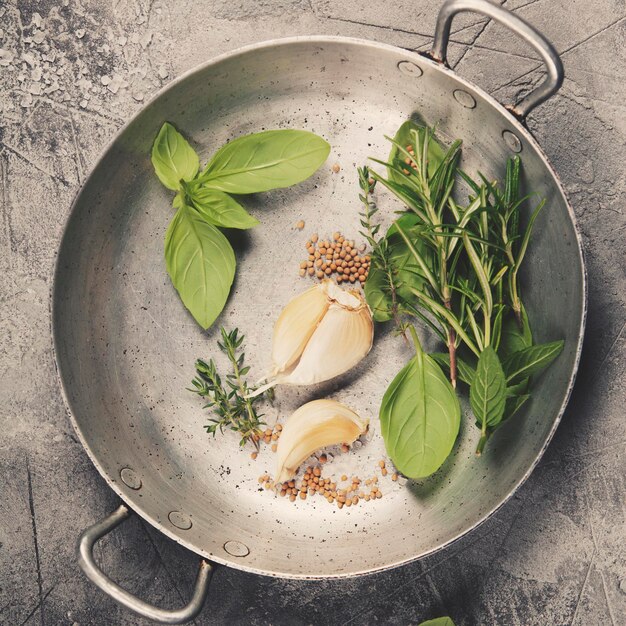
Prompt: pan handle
<box><xmin>77</xmin><ymin>504</ymin><xmax>213</xmax><ymax>624</ymax></box>
<box><xmin>430</xmin><ymin>0</ymin><xmax>563</xmax><ymax>118</ymax></box>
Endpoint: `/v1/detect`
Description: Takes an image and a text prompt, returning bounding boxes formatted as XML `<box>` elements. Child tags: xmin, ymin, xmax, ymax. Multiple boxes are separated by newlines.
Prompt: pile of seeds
<box><xmin>299</xmin><ymin>232</ymin><xmax>371</xmax><ymax>284</ymax></box>
<box><xmin>258</xmin><ymin>457</ymin><xmax>398</xmax><ymax>509</ymax></box>
<box><xmin>249</xmin><ymin>423</ymin><xmax>283</xmax><ymax>459</ymax></box>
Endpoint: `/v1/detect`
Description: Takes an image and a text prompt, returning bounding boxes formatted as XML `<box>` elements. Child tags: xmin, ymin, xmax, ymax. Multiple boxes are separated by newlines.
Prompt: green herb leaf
<box><xmin>364</xmin><ymin>213</ymin><xmax>430</xmax><ymax>322</ymax></box>
<box><xmin>387</xmin><ymin>119</ymin><xmax>445</xmax><ymax>184</ymax></box>
<box><xmin>470</xmin><ymin>346</ymin><xmax>507</xmax><ymax>428</ymax></box>
<box><xmin>430</xmin><ymin>352</ymin><xmax>476</xmax><ymax>386</ymax></box>
<box><xmin>502</xmin><ymin>340</ymin><xmax>564</xmax><ymax>385</ymax></box>
<box><xmin>364</xmin><ymin>265</ymin><xmax>394</xmax><ymax>322</ymax></box>
<box><xmin>165</xmin><ymin>204</ymin><xmax>236</xmax><ymax>329</ymax></box>
<box><xmin>499</xmin><ymin>305</ymin><xmax>532</xmax><ymax>359</ymax></box>
<box><xmin>418</xmin><ymin>619</ymin><xmax>455</xmax><ymax>626</ymax></box>
<box><xmin>192</xmin><ymin>188</ymin><xmax>259</xmax><ymax>230</ymax></box>
<box><xmin>387</xmin><ymin>214</ymin><xmax>430</xmax><ymax>301</ymax></box>
<box><xmin>380</xmin><ymin>328</ymin><xmax>460</xmax><ymax>479</ymax></box>
<box><xmin>200</xmin><ymin>130</ymin><xmax>330</xmax><ymax>194</ymax></box>
<box><xmin>504</xmin><ymin>393</ymin><xmax>530</xmax><ymax>421</ymax></box>
<box><xmin>151</xmin><ymin>122</ymin><xmax>199</xmax><ymax>191</ymax></box>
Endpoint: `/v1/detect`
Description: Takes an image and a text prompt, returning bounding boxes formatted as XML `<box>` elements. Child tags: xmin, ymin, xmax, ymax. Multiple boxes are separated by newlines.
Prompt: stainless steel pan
<box><xmin>52</xmin><ymin>0</ymin><xmax>586</xmax><ymax>622</ymax></box>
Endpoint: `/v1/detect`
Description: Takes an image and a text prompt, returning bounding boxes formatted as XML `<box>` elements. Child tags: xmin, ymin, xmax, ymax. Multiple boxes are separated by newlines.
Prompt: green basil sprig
<box><xmin>380</xmin><ymin>326</ymin><xmax>460</xmax><ymax>479</ymax></box>
<box><xmin>152</xmin><ymin>123</ymin><xmax>330</xmax><ymax>329</ymax></box>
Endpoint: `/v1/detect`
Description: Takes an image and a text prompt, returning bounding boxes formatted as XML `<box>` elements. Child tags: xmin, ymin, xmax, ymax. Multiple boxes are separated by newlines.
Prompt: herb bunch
<box><xmin>151</xmin><ymin>123</ymin><xmax>330</xmax><ymax>330</ymax></box>
<box><xmin>365</xmin><ymin>120</ymin><xmax>564</xmax><ymax>465</ymax></box>
<box><xmin>190</xmin><ymin>327</ymin><xmax>271</xmax><ymax>449</ymax></box>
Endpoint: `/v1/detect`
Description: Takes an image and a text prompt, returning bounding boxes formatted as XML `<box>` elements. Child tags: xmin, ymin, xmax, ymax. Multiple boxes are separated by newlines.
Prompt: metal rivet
<box><xmin>453</xmin><ymin>89</ymin><xmax>476</xmax><ymax>109</ymax></box>
<box><xmin>397</xmin><ymin>60</ymin><xmax>423</xmax><ymax>77</ymax></box>
<box><xmin>502</xmin><ymin>130</ymin><xmax>522</xmax><ymax>153</ymax></box>
<box><xmin>120</xmin><ymin>467</ymin><xmax>142</xmax><ymax>490</ymax></box>
<box><xmin>223</xmin><ymin>540</ymin><xmax>250</xmax><ymax>557</ymax></box>
<box><xmin>168</xmin><ymin>511</ymin><xmax>192</xmax><ymax>530</ymax></box>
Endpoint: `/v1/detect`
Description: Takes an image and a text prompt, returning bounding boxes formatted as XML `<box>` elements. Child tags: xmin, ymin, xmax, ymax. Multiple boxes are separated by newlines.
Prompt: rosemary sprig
<box><xmin>370</xmin><ymin>127</ymin><xmax>465</xmax><ymax>385</ymax></box>
<box><xmin>190</xmin><ymin>327</ymin><xmax>267</xmax><ymax>449</ymax></box>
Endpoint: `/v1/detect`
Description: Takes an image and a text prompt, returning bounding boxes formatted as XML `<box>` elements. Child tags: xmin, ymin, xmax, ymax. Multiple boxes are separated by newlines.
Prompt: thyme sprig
<box><xmin>190</xmin><ymin>327</ymin><xmax>269</xmax><ymax>449</ymax></box>
<box><xmin>358</xmin><ymin>166</ymin><xmax>406</xmax><ymax>335</ymax></box>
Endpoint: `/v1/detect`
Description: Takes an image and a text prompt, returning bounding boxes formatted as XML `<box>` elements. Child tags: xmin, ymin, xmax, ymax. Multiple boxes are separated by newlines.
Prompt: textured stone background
<box><xmin>1</xmin><ymin>0</ymin><xmax>625</xmax><ymax>624</ymax></box>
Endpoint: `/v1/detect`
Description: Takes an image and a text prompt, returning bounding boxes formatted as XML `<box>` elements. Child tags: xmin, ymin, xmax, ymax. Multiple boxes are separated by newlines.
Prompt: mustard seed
<box><xmin>296</xmin><ymin>220</ymin><xmax>305</xmax><ymax>229</ymax></box>
<box><xmin>311</xmin><ymin>233</ymin><xmax>319</xmax><ymax>243</ymax></box>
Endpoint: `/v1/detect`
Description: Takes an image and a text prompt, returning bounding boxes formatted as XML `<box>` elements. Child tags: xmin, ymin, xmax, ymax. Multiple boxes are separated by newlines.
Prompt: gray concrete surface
<box><xmin>1</xmin><ymin>0</ymin><xmax>625</xmax><ymax>624</ymax></box>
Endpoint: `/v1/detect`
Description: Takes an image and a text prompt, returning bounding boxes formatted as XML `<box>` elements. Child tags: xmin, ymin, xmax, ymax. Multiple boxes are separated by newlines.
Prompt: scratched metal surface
<box><xmin>0</xmin><ymin>1</ymin><xmax>624</xmax><ymax>625</ymax></box>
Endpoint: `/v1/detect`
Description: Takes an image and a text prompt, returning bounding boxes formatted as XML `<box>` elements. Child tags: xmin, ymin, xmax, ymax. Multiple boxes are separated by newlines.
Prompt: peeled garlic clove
<box><xmin>274</xmin><ymin>399</ymin><xmax>368</xmax><ymax>483</ymax></box>
<box><xmin>271</xmin><ymin>284</ymin><xmax>329</xmax><ymax>374</ymax></box>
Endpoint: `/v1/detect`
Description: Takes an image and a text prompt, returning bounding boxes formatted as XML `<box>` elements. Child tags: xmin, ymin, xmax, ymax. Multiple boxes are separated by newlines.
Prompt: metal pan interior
<box><xmin>52</xmin><ymin>37</ymin><xmax>585</xmax><ymax>578</ymax></box>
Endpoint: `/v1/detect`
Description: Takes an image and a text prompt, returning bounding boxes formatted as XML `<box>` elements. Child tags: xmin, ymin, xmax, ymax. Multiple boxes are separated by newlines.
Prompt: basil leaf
<box><xmin>498</xmin><ymin>304</ymin><xmax>532</xmax><ymax>359</ymax></box>
<box><xmin>380</xmin><ymin>334</ymin><xmax>460</xmax><ymax>479</ymax></box>
<box><xmin>387</xmin><ymin>213</ymin><xmax>430</xmax><ymax>301</ymax></box>
<box><xmin>364</xmin><ymin>264</ymin><xmax>394</xmax><ymax>322</ymax></box>
<box><xmin>388</xmin><ymin>119</ymin><xmax>445</xmax><ymax>184</ymax></box>
<box><xmin>151</xmin><ymin>122</ymin><xmax>199</xmax><ymax>191</ymax></box>
<box><xmin>470</xmin><ymin>346</ymin><xmax>507</xmax><ymax>428</ymax></box>
<box><xmin>430</xmin><ymin>352</ymin><xmax>476</xmax><ymax>386</ymax></box>
<box><xmin>418</xmin><ymin>619</ymin><xmax>455</xmax><ymax>626</ymax></box>
<box><xmin>192</xmin><ymin>188</ymin><xmax>259</xmax><ymax>230</ymax></box>
<box><xmin>503</xmin><ymin>340</ymin><xmax>564</xmax><ymax>385</ymax></box>
<box><xmin>165</xmin><ymin>205</ymin><xmax>236</xmax><ymax>329</ymax></box>
<box><xmin>172</xmin><ymin>191</ymin><xmax>184</xmax><ymax>209</ymax></box>
<box><xmin>503</xmin><ymin>393</ymin><xmax>530</xmax><ymax>422</ymax></box>
<box><xmin>201</xmin><ymin>130</ymin><xmax>330</xmax><ymax>194</ymax></box>
<box><xmin>506</xmin><ymin>380</ymin><xmax>529</xmax><ymax>397</ymax></box>
<box><xmin>364</xmin><ymin>213</ymin><xmax>430</xmax><ymax>322</ymax></box>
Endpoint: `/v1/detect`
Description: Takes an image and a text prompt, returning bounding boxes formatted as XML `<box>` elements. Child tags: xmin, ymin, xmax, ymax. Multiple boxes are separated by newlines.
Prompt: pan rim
<box><xmin>51</xmin><ymin>34</ymin><xmax>587</xmax><ymax>579</ymax></box>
